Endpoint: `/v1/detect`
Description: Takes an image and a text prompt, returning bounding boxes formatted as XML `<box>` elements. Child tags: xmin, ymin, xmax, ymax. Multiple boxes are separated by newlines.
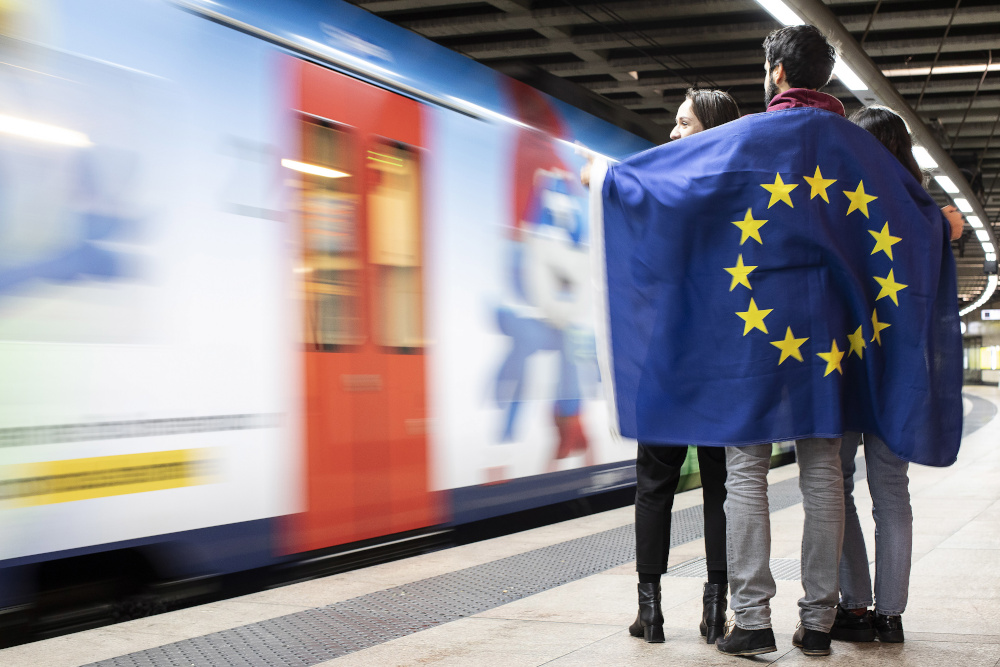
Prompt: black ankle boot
<box><xmin>628</xmin><ymin>582</ymin><xmax>665</xmax><ymax>643</ymax></box>
<box><xmin>699</xmin><ymin>582</ymin><xmax>727</xmax><ymax>644</ymax></box>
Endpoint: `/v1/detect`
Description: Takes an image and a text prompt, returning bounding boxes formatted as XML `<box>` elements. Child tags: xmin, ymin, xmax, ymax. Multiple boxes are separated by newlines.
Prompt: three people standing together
<box><xmin>588</xmin><ymin>23</ymin><xmax>964</xmax><ymax>659</ymax></box>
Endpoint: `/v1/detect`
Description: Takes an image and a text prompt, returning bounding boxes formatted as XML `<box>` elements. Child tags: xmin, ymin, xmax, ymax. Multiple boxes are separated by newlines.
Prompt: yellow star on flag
<box><xmin>761</xmin><ymin>173</ymin><xmax>798</xmax><ymax>208</ymax></box>
<box><xmin>847</xmin><ymin>325</ymin><xmax>867</xmax><ymax>359</ymax></box>
<box><xmin>731</xmin><ymin>208</ymin><xmax>768</xmax><ymax>245</ymax></box>
<box><xmin>874</xmin><ymin>269</ymin><xmax>908</xmax><ymax>306</ymax></box>
<box><xmin>724</xmin><ymin>254</ymin><xmax>757</xmax><ymax>291</ymax></box>
<box><xmin>869</xmin><ymin>222</ymin><xmax>902</xmax><ymax>260</ymax></box>
<box><xmin>770</xmin><ymin>327</ymin><xmax>808</xmax><ymax>364</ymax></box>
<box><xmin>843</xmin><ymin>180</ymin><xmax>878</xmax><ymax>218</ymax></box>
<box><xmin>817</xmin><ymin>340</ymin><xmax>845</xmax><ymax>376</ymax></box>
<box><xmin>871</xmin><ymin>308</ymin><xmax>891</xmax><ymax>345</ymax></box>
<box><xmin>803</xmin><ymin>166</ymin><xmax>837</xmax><ymax>203</ymax></box>
<box><xmin>736</xmin><ymin>298</ymin><xmax>772</xmax><ymax>336</ymax></box>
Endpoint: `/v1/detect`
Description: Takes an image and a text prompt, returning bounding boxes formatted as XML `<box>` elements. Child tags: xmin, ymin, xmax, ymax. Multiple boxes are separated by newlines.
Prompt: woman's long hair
<box><xmin>849</xmin><ymin>106</ymin><xmax>924</xmax><ymax>185</ymax></box>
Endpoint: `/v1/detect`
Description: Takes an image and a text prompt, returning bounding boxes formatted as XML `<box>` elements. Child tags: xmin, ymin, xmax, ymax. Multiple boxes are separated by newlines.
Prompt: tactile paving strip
<box><xmin>667</xmin><ymin>557</ymin><xmax>801</xmax><ymax>582</ymax></box>
<box><xmin>89</xmin><ymin>472</ymin><xmax>812</xmax><ymax>667</ymax></box>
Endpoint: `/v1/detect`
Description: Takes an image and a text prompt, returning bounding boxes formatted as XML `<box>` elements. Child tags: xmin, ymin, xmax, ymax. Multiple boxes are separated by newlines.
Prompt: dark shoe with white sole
<box><xmin>793</xmin><ymin>625</ymin><xmax>832</xmax><ymax>656</ymax></box>
<box><xmin>715</xmin><ymin>622</ymin><xmax>777</xmax><ymax>656</ymax></box>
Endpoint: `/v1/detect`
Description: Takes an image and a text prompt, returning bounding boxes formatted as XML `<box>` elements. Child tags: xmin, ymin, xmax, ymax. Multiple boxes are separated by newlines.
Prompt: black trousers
<box><xmin>635</xmin><ymin>444</ymin><xmax>728</xmax><ymax>575</ymax></box>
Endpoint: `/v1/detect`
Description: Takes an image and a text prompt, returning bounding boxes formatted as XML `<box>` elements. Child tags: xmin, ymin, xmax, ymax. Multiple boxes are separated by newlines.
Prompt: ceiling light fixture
<box><xmin>881</xmin><ymin>63</ymin><xmax>1000</xmax><ymax>78</ymax></box>
<box><xmin>912</xmin><ymin>146</ymin><xmax>938</xmax><ymax>170</ymax></box>
<box><xmin>934</xmin><ymin>175</ymin><xmax>960</xmax><ymax>193</ymax></box>
<box><xmin>959</xmin><ymin>275</ymin><xmax>998</xmax><ymax>317</ymax></box>
<box><xmin>833</xmin><ymin>58</ymin><xmax>867</xmax><ymax>91</ymax></box>
<box><xmin>754</xmin><ymin>0</ymin><xmax>804</xmax><ymax>26</ymax></box>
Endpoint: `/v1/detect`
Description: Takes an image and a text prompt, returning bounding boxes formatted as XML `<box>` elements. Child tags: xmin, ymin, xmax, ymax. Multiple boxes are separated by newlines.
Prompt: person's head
<box><xmin>849</xmin><ymin>106</ymin><xmax>924</xmax><ymax>185</ymax></box>
<box><xmin>762</xmin><ymin>25</ymin><xmax>837</xmax><ymax>105</ymax></box>
<box><xmin>670</xmin><ymin>88</ymin><xmax>741</xmax><ymax>140</ymax></box>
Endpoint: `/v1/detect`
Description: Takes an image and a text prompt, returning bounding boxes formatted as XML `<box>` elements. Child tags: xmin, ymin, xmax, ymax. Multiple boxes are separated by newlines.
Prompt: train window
<box><xmin>366</xmin><ymin>139</ymin><xmax>423</xmax><ymax>352</ymax></box>
<box><xmin>296</xmin><ymin>118</ymin><xmax>363</xmax><ymax>350</ymax></box>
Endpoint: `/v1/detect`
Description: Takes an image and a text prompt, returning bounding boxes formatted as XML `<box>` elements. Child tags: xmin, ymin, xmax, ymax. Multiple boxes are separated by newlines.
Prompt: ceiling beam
<box><xmin>397</xmin><ymin>2</ymin><xmax>995</xmax><ymax>41</ymax></box>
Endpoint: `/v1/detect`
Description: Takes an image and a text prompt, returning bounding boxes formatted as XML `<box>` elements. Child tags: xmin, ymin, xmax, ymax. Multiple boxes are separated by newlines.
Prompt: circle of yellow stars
<box><xmin>725</xmin><ymin>168</ymin><xmax>907</xmax><ymax>377</ymax></box>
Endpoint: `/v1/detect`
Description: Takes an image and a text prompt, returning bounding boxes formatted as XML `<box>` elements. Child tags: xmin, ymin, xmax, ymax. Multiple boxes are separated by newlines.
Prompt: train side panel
<box><xmin>0</xmin><ymin>0</ymin><xmax>658</xmax><ymax>600</ymax></box>
<box><xmin>0</xmin><ymin>0</ymin><xmax>300</xmax><ymax>589</ymax></box>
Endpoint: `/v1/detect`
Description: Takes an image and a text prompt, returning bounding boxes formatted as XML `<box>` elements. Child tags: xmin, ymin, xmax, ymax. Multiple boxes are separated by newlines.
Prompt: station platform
<box><xmin>3</xmin><ymin>385</ymin><xmax>998</xmax><ymax>667</ymax></box>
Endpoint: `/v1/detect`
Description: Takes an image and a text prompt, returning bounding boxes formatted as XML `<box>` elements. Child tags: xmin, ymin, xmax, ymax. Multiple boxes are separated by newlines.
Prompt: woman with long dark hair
<box><xmin>624</xmin><ymin>88</ymin><xmax>742</xmax><ymax>645</ymax></box>
<box><xmin>830</xmin><ymin>105</ymin><xmax>963</xmax><ymax>645</ymax></box>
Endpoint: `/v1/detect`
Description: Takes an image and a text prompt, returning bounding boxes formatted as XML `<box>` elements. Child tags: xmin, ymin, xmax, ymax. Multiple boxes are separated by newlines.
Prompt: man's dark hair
<box><xmin>762</xmin><ymin>25</ymin><xmax>836</xmax><ymax>90</ymax></box>
<box><xmin>686</xmin><ymin>89</ymin><xmax>741</xmax><ymax>130</ymax></box>
<box><xmin>849</xmin><ymin>106</ymin><xmax>924</xmax><ymax>185</ymax></box>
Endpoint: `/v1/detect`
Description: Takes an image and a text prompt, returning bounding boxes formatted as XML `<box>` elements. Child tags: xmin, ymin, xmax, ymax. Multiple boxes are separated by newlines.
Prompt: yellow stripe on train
<box><xmin>0</xmin><ymin>449</ymin><xmax>217</xmax><ymax>506</ymax></box>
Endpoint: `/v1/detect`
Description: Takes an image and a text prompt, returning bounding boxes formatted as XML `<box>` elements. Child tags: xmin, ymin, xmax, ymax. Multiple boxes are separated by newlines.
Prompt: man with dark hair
<box><xmin>715</xmin><ymin>24</ymin><xmax>845</xmax><ymax>659</ymax></box>
<box><xmin>763</xmin><ymin>24</ymin><xmax>837</xmax><ymax>103</ymax></box>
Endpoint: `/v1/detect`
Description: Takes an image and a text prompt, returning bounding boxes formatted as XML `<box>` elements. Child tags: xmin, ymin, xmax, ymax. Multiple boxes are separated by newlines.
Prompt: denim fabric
<box><xmin>839</xmin><ymin>432</ymin><xmax>912</xmax><ymax>616</ymax></box>
<box><xmin>725</xmin><ymin>439</ymin><xmax>844</xmax><ymax>632</ymax></box>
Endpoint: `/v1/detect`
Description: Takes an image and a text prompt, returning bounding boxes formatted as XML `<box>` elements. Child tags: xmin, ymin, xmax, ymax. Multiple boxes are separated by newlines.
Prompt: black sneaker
<box><xmin>830</xmin><ymin>604</ymin><xmax>876</xmax><ymax>642</ymax></box>
<box><xmin>873</xmin><ymin>612</ymin><xmax>904</xmax><ymax>643</ymax></box>
<box><xmin>715</xmin><ymin>621</ymin><xmax>777</xmax><ymax>656</ymax></box>
<box><xmin>793</xmin><ymin>625</ymin><xmax>832</xmax><ymax>656</ymax></box>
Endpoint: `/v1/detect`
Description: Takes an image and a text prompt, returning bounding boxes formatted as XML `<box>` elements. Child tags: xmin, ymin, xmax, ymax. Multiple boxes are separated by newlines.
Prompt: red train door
<box><xmin>285</xmin><ymin>58</ymin><xmax>438</xmax><ymax>553</ymax></box>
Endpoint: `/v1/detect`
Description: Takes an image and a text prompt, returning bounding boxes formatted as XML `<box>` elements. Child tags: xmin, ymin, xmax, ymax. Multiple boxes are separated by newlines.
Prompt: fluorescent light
<box><xmin>754</xmin><ymin>0</ymin><xmax>804</xmax><ymax>26</ymax></box>
<box><xmin>912</xmin><ymin>146</ymin><xmax>938</xmax><ymax>170</ymax></box>
<box><xmin>954</xmin><ymin>198</ymin><xmax>974</xmax><ymax>213</ymax></box>
<box><xmin>976</xmin><ymin>230</ymin><xmax>989</xmax><ymax>242</ymax></box>
<box><xmin>882</xmin><ymin>63</ymin><xmax>1000</xmax><ymax>77</ymax></box>
<box><xmin>281</xmin><ymin>159</ymin><xmax>349</xmax><ymax>178</ymax></box>
<box><xmin>934</xmin><ymin>175</ymin><xmax>960</xmax><ymax>193</ymax></box>
<box><xmin>968</xmin><ymin>216</ymin><xmax>983</xmax><ymax>228</ymax></box>
<box><xmin>987</xmin><ymin>253</ymin><xmax>997</xmax><ymax>262</ymax></box>
<box><xmin>833</xmin><ymin>59</ymin><xmax>868</xmax><ymax>91</ymax></box>
<box><xmin>628</xmin><ymin>71</ymin><xmax>638</xmax><ymax>80</ymax></box>
<box><xmin>0</xmin><ymin>114</ymin><xmax>92</xmax><ymax>147</ymax></box>
<box><xmin>960</xmin><ymin>274</ymin><xmax>998</xmax><ymax>316</ymax></box>
<box><xmin>983</xmin><ymin>242</ymin><xmax>996</xmax><ymax>253</ymax></box>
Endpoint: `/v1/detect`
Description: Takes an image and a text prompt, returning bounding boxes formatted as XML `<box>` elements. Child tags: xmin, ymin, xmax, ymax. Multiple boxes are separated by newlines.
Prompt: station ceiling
<box><xmin>348</xmin><ymin>0</ymin><xmax>1000</xmax><ymax>309</ymax></box>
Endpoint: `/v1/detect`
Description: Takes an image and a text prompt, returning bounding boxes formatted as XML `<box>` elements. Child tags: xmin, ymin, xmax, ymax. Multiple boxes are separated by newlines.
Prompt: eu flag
<box><xmin>594</xmin><ymin>107</ymin><xmax>962</xmax><ymax>466</ymax></box>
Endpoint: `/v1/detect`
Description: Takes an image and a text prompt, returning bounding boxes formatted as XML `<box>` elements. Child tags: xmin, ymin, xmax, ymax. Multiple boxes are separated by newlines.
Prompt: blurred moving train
<box><xmin>0</xmin><ymin>0</ymin><xmax>787</xmax><ymax>641</ymax></box>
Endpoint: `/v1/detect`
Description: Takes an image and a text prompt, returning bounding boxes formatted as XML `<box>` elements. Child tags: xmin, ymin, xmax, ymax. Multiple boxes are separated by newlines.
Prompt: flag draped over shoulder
<box><xmin>596</xmin><ymin>107</ymin><xmax>963</xmax><ymax>466</ymax></box>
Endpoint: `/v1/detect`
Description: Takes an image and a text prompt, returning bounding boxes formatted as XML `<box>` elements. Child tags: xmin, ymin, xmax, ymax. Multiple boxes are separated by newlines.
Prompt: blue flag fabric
<box><xmin>599</xmin><ymin>107</ymin><xmax>962</xmax><ymax>466</ymax></box>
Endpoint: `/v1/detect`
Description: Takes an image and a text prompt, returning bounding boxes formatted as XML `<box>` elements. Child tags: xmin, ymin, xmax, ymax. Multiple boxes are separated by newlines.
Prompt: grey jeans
<box><xmin>839</xmin><ymin>431</ymin><xmax>912</xmax><ymax>616</ymax></box>
<box><xmin>725</xmin><ymin>439</ymin><xmax>845</xmax><ymax>632</ymax></box>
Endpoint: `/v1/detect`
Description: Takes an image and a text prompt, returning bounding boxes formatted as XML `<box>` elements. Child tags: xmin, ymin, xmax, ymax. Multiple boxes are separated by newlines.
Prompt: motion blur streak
<box><xmin>0</xmin><ymin>114</ymin><xmax>91</xmax><ymax>147</ymax></box>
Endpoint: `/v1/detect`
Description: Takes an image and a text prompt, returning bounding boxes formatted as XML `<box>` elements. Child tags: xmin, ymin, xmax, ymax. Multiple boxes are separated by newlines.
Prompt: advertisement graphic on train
<box><xmin>0</xmin><ymin>0</ymin><xmax>299</xmax><ymax>561</ymax></box>
<box><xmin>424</xmin><ymin>81</ymin><xmax>636</xmax><ymax>492</ymax></box>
